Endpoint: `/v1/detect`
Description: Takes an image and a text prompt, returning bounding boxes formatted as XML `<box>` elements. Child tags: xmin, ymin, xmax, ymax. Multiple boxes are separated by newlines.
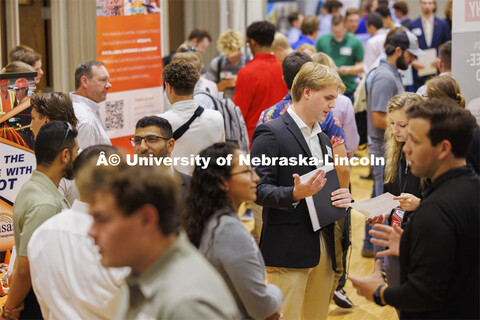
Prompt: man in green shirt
<box><xmin>316</xmin><ymin>14</ymin><xmax>364</xmax><ymax>101</ymax></box>
<box><xmin>3</xmin><ymin>121</ymin><xmax>78</xmax><ymax>320</ymax></box>
<box><xmin>85</xmin><ymin>163</ymin><xmax>238</xmax><ymax>320</ymax></box>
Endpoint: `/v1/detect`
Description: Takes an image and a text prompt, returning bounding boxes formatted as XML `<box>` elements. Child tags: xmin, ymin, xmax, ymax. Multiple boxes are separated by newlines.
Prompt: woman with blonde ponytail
<box><xmin>425</xmin><ymin>75</ymin><xmax>466</xmax><ymax>108</ymax></box>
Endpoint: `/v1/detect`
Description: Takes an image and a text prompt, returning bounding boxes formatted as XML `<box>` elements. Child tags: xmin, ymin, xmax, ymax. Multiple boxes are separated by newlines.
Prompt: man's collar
<box><xmin>70</xmin><ymin>92</ymin><xmax>99</xmax><ymax>112</ymax></box>
<box><xmin>422</xmin><ymin>166</ymin><xmax>473</xmax><ymax>198</ymax></box>
<box><xmin>125</xmin><ymin>232</ymin><xmax>185</xmax><ymax>299</ymax></box>
<box><xmin>287</xmin><ymin>105</ymin><xmax>322</xmax><ymax>134</ymax></box>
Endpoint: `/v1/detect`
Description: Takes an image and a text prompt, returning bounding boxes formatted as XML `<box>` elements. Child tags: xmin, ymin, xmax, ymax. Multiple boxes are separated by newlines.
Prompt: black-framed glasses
<box><xmin>58</xmin><ymin>122</ymin><xmax>73</xmax><ymax>153</ymax></box>
<box><xmin>231</xmin><ymin>167</ymin><xmax>257</xmax><ymax>178</ymax></box>
<box><xmin>130</xmin><ymin>135</ymin><xmax>170</xmax><ymax>147</ymax></box>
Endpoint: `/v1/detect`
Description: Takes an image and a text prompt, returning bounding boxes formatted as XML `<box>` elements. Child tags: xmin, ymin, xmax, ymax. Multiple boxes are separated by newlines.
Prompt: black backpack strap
<box><xmin>217</xmin><ymin>55</ymin><xmax>224</xmax><ymax>81</ymax></box>
<box><xmin>173</xmin><ymin>106</ymin><xmax>204</xmax><ymax>140</ymax></box>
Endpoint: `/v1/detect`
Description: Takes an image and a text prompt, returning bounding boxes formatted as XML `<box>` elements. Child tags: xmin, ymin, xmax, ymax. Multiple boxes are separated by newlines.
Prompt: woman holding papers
<box><xmin>182</xmin><ymin>142</ymin><xmax>284</xmax><ymax>320</ymax></box>
<box><xmin>369</xmin><ymin>92</ymin><xmax>425</xmax><ymax>227</ymax></box>
<box><xmin>369</xmin><ymin>93</ymin><xmax>427</xmax><ymax>289</ymax></box>
<box><xmin>383</xmin><ymin>93</ymin><xmax>426</xmax><ymax>217</ymax></box>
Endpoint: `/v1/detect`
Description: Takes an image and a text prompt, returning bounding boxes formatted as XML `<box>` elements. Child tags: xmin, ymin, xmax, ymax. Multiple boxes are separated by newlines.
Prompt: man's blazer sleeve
<box><xmin>251</xmin><ymin>123</ymin><xmax>295</xmax><ymax>211</ymax></box>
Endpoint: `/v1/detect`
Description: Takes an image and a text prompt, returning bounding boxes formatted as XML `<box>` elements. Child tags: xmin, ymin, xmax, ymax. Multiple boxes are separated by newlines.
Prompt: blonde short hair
<box><xmin>172</xmin><ymin>51</ymin><xmax>203</xmax><ymax>73</ymax></box>
<box><xmin>291</xmin><ymin>62</ymin><xmax>345</xmax><ymax>102</ymax></box>
<box><xmin>296</xmin><ymin>43</ymin><xmax>316</xmax><ymax>55</ymax></box>
<box><xmin>271</xmin><ymin>32</ymin><xmax>290</xmax><ymax>50</ymax></box>
<box><xmin>311</xmin><ymin>52</ymin><xmax>336</xmax><ymax>69</ymax></box>
<box><xmin>217</xmin><ymin>29</ymin><xmax>244</xmax><ymax>56</ymax></box>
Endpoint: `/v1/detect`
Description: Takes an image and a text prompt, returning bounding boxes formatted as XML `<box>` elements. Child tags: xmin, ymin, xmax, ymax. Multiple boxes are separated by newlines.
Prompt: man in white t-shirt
<box><xmin>158</xmin><ymin>60</ymin><xmax>225</xmax><ymax>175</ymax></box>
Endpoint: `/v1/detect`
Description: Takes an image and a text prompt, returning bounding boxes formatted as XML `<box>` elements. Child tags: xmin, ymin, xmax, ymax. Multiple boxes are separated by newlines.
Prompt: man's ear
<box><xmin>395</xmin><ymin>46</ymin><xmax>403</xmax><ymax>57</ymax></box>
<box><xmin>167</xmin><ymin>138</ymin><xmax>175</xmax><ymax>153</ymax></box>
<box><xmin>437</xmin><ymin>58</ymin><xmax>443</xmax><ymax>71</ymax></box>
<box><xmin>59</xmin><ymin>148</ymin><xmax>71</xmax><ymax>165</ymax></box>
<box><xmin>165</xmin><ymin>83</ymin><xmax>172</xmax><ymax>95</ymax></box>
<box><xmin>437</xmin><ymin>139</ymin><xmax>452</xmax><ymax>161</ymax></box>
<box><xmin>44</xmin><ymin>116</ymin><xmax>51</xmax><ymax>124</ymax></box>
<box><xmin>80</xmin><ymin>75</ymin><xmax>89</xmax><ymax>89</ymax></box>
<box><xmin>137</xmin><ymin>204</ymin><xmax>159</xmax><ymax>232</ymax></box>
<box><xmin>303</xmin><ymin>86</ymin><xmax>312</xmax><ymax>100</ymax></box>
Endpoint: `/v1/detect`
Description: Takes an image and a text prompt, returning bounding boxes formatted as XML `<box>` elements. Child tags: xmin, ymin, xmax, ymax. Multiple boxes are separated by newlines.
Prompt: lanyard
<box><xmin>398</xmin><ymin>157</ymin><xmax>409</xmax><ymax>194</ymax></box>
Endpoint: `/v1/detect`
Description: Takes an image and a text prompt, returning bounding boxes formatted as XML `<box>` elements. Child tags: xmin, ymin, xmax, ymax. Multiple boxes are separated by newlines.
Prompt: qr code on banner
<box><xmin>105</xmin><ymin>100</ymin><xmax>124</xmax><ymax>130</ymax></box>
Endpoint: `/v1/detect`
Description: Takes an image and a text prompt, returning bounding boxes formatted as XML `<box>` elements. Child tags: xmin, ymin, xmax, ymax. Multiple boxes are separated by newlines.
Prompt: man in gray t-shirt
<box><xmin>206</xmin><ymin>53</ymin><xmax>251</xmax><ymax>99</ymax></box>
<box><xmin>364</xmin><ymin>30</ymin><xmax>423</xmax><ymax>254</ymax></box>
<box><xmin>367</xmin><ymin>30</ymin><xmax>423</xmax><ymax>196</ymax></box>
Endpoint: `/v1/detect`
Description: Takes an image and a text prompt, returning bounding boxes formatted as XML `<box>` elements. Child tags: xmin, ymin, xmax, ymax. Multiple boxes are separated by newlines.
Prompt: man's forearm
<box><xmin>4</xmin><ymin>257</ymin><xmax>31</xmax><ymax>311</ymax></box>
<box><xmin>351</xmin><ymin>62</ymin><xmax>364</xmax><ymax>75</ymax></box>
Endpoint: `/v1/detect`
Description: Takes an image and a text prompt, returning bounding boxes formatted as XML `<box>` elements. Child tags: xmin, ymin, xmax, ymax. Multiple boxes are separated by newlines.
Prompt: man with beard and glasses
<box><xmin>2</xmin><ymin>121</ymin><xmax>78</xmax><ymax>320</ymax></box>
<box><xmin>133</xmin><ymin>116</ymin><xmax>190</xmax><ymax>208</ymax></box>
<box><xmin>362</xmin><ymin>30</ymin><xmax>423</xmax><ymax>258</ymax></box>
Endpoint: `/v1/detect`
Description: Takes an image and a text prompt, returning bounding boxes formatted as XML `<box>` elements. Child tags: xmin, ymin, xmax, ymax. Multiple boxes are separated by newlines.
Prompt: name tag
<box><xmin>412</xmin><ymin>28</ymin><xmax>422</xmax><ymax>37</ymax></box>
<box><xmin>326</xmin><ymin>145</ymin><xmax>333</xmax><ymax>158</ymax></box>
<box><xmin>340</xmin><ymin>46</ymin><xmax>352</xmax><ymax>56</ymax></box>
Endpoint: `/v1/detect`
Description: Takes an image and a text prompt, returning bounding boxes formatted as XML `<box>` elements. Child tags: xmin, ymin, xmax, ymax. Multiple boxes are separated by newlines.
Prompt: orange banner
<box><xmin>96</xmin><ymin>14</ymin><xmax>162</xmax><ymax>93</ymax></box>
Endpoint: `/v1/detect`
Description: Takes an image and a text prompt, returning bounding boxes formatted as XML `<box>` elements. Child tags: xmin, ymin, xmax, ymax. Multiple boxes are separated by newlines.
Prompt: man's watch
<box><xmin>373</xmin><ymin>284</ymin><xmax>387</xmax><ymax>306</ymax></box>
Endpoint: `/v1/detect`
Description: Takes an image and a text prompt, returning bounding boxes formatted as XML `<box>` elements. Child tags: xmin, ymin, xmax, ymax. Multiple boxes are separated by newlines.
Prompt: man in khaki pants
<box><xmin>251</xmin><ymin>63</ymin><xmax>352</xmax><ymax>320</ymax></box>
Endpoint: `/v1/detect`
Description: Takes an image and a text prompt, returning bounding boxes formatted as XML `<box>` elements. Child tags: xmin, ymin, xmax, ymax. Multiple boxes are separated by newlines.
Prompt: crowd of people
<box><xmin>1</xmin><ymin>0</ymin><xmax>479</xmax><ymax>319</ymax></box>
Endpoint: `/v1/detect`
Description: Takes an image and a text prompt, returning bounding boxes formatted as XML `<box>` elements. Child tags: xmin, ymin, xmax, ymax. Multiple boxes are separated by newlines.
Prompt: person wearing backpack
<box><xmin>158</xmin><ymin>61</ymin><xmax>225</xmax><ymax>176</ymax></box>
<box><xmin>206</xmin><ymin>30</ymin><xmax>251</xmax><ymax>100</ymax></box>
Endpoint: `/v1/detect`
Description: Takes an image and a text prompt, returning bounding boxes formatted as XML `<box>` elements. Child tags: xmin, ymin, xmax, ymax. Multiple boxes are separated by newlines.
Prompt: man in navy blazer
<box><xmin>408</xmin><ymin>0</ymin><xmax>450</xmax><ymax>91</ymax></box>
<box><xmin>251</xmin><ymin>63</ymin><xmax>352</xmax><ymax>320</ymax></box>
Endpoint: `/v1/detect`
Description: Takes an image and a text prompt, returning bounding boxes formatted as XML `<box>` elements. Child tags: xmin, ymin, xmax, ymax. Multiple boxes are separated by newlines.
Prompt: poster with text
<box><xmin>0</xmin><ymin>72</ymin><xmax>37</xmax><ymax>251</ymax></box>
<box><xmin>97</xmin><ymin>1</ymin><xmax>163</xmax><ymax>152</ymax></box>
<box><xmin>452</xmin><ymin>0</ymin><xmax>480</xmax><ymax>108</ymax></box>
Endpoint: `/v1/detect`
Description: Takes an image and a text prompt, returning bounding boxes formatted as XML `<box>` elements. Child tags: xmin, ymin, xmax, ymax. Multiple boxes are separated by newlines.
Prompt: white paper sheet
<box><xmin>348</xmin><ymin>192</ymin><xmax>400</xmax><ymax>218</ymax></box>
<box><xmin>417</xmin><ymin>48</ymin><xmax>437</xmax><ymax>77</ymax></box>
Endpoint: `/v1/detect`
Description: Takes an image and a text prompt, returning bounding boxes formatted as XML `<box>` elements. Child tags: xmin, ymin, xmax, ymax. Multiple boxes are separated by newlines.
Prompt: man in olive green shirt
<box><xmin>316</xmin><ymin>14</ymin><xmax>364</xmax><ymax>101</ymax></box>
<box><xmin>3</xmin><ymin>121</ymin><xmax>78</xmax><ymax>320</ymax></box>
<box><xmin>86</xmin><ymin>163</ymin><xmax>237</xmax><ymax>320</ymax></box>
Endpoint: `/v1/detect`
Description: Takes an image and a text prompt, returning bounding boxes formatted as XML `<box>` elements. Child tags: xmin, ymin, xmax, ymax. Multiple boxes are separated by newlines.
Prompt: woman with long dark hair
<box><xmin>182</xmin><ymin>142</ymin><xmax>283</xmax><ymax>320</ymax></box>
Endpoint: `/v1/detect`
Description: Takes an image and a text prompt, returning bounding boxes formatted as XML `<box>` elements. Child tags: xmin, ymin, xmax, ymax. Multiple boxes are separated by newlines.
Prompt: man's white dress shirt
<box><xmin>28</xmin><ymin>200</ymin><xmax>129</xmax><ymax>320</ymax></box>
<box><xmin>287</xmin><ymin>106</ymin><xmax>323</xmax><ymax>167</ymax></box>
<box><xmin>421</xmin><ymin>15</ymin><xmax>434</xmax><ymax>47</ymax></box>
<box><xmin>70</xmin><ymin>92</ymin><xmax>111</xmax><ymax>150</ymax></box>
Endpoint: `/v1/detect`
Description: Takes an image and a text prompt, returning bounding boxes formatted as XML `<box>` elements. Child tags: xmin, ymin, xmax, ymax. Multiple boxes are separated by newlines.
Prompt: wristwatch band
<box><xmin>373</xmin><ymin>284</ymin><xmax>387</xmax><ymax>306</ymax></box>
